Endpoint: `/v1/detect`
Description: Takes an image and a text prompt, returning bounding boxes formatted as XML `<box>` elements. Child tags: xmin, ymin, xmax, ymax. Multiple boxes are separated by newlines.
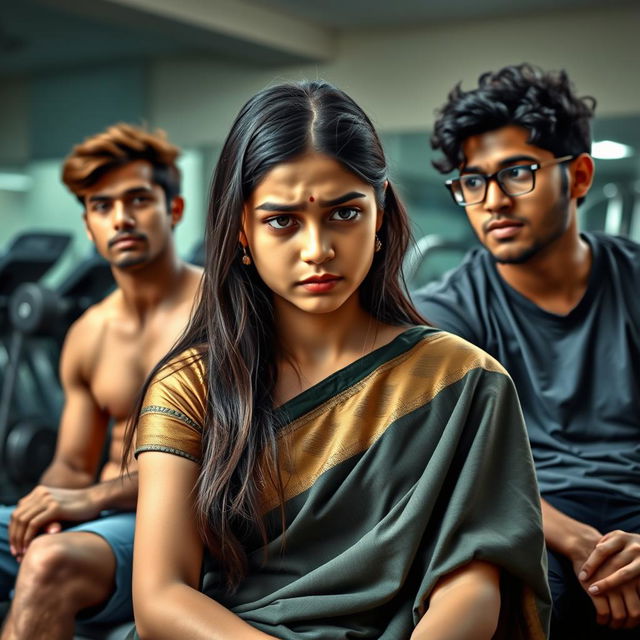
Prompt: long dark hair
<box><xmin>125</xmin><ymin>80</ymin><xmax>423</xmax><ymax>589</ymax></box>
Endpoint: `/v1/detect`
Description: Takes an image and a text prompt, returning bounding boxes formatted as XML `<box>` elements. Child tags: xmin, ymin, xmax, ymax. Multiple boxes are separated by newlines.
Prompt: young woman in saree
<box><xmin>125</xmin><ymin>81</ymin><xmax>550</xmax><ymax>640</ymax></box>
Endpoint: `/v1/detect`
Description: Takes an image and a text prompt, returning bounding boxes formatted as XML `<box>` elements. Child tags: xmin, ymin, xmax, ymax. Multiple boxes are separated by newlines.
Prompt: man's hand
<box><xmin>580</xmin><ymin>530</ymin><xmax>640</xmax><ymax>594</ymax></box>
<box><xmin>541</xmin><ymin>499</ymin><xmax>640</xmax><ymax>630</ymax></box>
<box><xmin>8</xmin><ymin>485</ymin><xmax>101</xmax><ymax>558</ymax></box>
<box><xmin>588</xmin><ymin>585</ymin><xmax>640</xmax><ymax>630</ymax></box>
<box><xmin>576</xmin><ymin>530</ymin><xmax>640</xmax><ymax>629</ymax></box>
<box><xmin>564</xmin><ymin>530</ymin><xmax>619</xmax><ymax>629</ymax></box>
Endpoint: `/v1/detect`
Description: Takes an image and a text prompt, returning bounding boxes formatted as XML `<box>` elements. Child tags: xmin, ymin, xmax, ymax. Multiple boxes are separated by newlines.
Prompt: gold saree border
<box><xmin>261</xmin><ymin>332</ymin><xmax>505</xmax><ymax>513</ymax></box>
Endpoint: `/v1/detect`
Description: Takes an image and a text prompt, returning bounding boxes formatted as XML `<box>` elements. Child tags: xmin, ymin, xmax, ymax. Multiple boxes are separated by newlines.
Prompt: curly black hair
<box><xmin>431</xmin><ymin>63</ymin><xmax>596</xmax><ymax>175</ymax></box>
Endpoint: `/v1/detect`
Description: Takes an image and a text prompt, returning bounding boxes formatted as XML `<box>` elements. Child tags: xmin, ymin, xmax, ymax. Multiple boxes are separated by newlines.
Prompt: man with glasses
<box><xmin>413</xmin><ymin>64</ymin><xmax>640</xmax><ymax>638</ymax></box>
<box><xmin>446</xmin><ymin>155</ymin><xmax>574</xmax><ymax>208</ymax></box>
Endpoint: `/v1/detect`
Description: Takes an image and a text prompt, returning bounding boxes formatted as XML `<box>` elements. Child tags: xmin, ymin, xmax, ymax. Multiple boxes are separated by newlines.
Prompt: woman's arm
<box><xmin>410</xmin><ymin>560</ymin><xmax>501</xmax><ymax>640</ymax></box>
<box><xmin>133</xmin><ymin>451</ymin><xmax>278</xmax><ymax>640</ymax></box>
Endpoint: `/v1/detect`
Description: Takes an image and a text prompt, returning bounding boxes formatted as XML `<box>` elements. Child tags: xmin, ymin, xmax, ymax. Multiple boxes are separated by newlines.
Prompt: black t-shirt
<box><xmin>412</xmin><ymin>232</ymin><xmax>640</xmax><ymax>499</ymax></box>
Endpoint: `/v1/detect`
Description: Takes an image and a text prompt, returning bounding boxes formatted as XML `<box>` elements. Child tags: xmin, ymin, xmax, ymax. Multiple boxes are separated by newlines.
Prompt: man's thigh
<box><xmin>603</xmin><ymin>493</ymin><xmax>640</xmax><ymax>534</ymax></box>
<box><xmin>547</xmin><ymin>546</ymin><xmax>598</xmax><ymax>637</ymax></box>
<box><xmin>545</xmin><ymin>488</ymin><xmax>640</xmax><ymax>537</ymax></box>
<box><xmin>66</xmin><ymin>512</ymin><xmax>135</xmax><ymax>625</ymax></box>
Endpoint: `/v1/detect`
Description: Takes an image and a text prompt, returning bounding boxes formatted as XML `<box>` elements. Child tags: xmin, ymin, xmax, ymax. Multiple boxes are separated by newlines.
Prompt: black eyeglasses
<box><xmin>445</xmin><ymin>155</ymin><xmax>574</xmax><ymax>206</ymax></box>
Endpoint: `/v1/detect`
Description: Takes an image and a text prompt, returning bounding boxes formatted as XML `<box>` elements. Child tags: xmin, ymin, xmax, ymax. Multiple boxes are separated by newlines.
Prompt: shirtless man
<box><xmin>0</xmin><ymin>124</ymin><xmax>202</xmax><ymax>639</ymax></box>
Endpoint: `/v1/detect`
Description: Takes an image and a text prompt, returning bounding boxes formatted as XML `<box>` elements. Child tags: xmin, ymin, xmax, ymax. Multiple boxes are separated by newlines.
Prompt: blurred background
<box><xmin>1</xmin><ymin>0</ymin><xmax>639</xmax><ymax>287</ymax></box>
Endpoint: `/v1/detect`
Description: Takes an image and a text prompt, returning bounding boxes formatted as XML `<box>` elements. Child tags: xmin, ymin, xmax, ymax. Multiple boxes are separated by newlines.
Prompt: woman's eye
<box><xmin>266</xmin><ymin>215</ymin><xmax>295</xmax><ymax>230</ymax></box>
<box><xmin>330</xmin><ymin>207</ymin><xmax>360</xmax><ymax>222</ymax></box>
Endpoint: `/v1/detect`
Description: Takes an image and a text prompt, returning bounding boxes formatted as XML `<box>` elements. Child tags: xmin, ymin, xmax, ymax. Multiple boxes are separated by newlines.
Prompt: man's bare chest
<box><xmin>89</xmin><ymin>322</ymin><xmax>179</xmax><ymax>420</ymax></box>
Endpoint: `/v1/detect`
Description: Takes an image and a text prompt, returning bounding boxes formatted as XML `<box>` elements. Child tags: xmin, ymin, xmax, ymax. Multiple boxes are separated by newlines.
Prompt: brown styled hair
<box><xmin>61</xmin><ymin>123</ymin><xmax>181</xmax><ymax>206</ymax></box>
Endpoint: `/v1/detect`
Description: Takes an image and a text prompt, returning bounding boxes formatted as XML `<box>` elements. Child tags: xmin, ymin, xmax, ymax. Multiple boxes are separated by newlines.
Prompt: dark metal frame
<box><xmin>445</xmin><ymin>155</ymin><xmax>574</xmax><ymax>206</ymax></box>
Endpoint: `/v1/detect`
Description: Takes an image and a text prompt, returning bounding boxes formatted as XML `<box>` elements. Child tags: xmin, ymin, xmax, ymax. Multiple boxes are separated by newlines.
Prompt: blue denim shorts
<box><xmin>70</xmin><ymin>511</ymin><xmax>135</xmax><ymax>624</ymax></box>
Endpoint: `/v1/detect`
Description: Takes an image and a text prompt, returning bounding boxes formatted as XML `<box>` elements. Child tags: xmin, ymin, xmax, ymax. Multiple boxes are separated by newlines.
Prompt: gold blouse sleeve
<box><xmin>135</xmin><ymin>350</ymin><xmax>207</xmax><ymax>464</ymax></box>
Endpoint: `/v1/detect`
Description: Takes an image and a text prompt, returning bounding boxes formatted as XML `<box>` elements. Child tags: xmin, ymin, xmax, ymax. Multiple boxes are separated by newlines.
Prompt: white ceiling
<box><xmin>1</xmin><ymin>0</ymin><xmax>636</xmax><ymax>76</ymax></box>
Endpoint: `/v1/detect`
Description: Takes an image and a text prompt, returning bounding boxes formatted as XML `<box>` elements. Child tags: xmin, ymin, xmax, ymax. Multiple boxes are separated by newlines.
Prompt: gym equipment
<box><xmin>0</xmin><ymin>247</ymin><xmax>114</xmax><ymax>504</ymax></box>
<box><xmin>0</xmin><ymin>231</ymin><xmax>70</xmax><ymax>501</ymax></box>
<box><xmin>9</xmin><ymin>252</ymin><xmax>115</xmax><ymax>339</ymax></box>
<box><xmin>0</xmin><ymin>231</ymin><xmax>71</xmax><ymax>334</ymax></box>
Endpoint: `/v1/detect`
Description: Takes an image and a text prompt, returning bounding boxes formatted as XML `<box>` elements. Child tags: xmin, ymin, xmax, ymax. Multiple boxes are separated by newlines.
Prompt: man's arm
<box><xmin>541</xmin><ymin>498</ymin><xmax>602</xmax><ymax>567</ymax></box>
<box><xmin>8</xmin><ymin>316</ymin><xmax>122</xmax><ymax>556</ymax></box>
<box><xmin>88</xmin><ymin>473</ymin><xmax>138</xmax><ymax>512</ymax></box>
<box><xmin>40</xmin><ymin>318</ymin><xmax>109</xmax><ymax>487</ymax></box>
<box><xmin>8</xmin><ymin>474</ymin><xmax>139</xmax><ymax>557</ymax></box>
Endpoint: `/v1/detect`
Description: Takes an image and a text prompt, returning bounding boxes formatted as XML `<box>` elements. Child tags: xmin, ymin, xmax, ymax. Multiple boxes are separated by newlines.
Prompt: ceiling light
<box><xmin>591</xmin><ymin>140</ymin><xmax>634</xmax><ymax>160</ymax></box>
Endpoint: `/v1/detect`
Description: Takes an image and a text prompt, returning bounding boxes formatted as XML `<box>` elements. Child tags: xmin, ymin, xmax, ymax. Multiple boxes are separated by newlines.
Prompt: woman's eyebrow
<box><xmin>255</xmin><ymin>191</ymin><xmax>367</xmax><ymax>212</ymax></box>
<box><xmin>319</xmin><ymin>191</ymin><xmax>366</xmax><ymax>207</ymax></box>
<box><xmin>255</xmin><ymin>202</ymin><xmax>300</xmax><ymax>212</ymax></box>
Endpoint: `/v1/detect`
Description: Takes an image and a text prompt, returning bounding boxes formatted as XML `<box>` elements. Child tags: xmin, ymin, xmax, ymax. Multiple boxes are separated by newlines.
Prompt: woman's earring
<box><xmin>375</xmin><ymin>234</ymin><xmax>383</xmax><ymax>253</ymax></box>
<box><xmin>241</xmin><ymin>245</ymin><xmax>252</xmax><ymax>265</ymax></box>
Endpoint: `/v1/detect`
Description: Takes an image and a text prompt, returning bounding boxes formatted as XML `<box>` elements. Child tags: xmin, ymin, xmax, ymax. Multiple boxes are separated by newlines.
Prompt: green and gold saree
<box><xmin>135</xmin><ymin>326</ymin><xmax>550</xmax><ymax>639</ymax></box>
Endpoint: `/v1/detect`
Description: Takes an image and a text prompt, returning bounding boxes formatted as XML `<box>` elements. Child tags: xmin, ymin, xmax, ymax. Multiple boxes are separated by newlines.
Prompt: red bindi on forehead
<box><xmin>309</xmin><ymin>196</ymin><xmax>315</xmax><ymax>202</ymax></box>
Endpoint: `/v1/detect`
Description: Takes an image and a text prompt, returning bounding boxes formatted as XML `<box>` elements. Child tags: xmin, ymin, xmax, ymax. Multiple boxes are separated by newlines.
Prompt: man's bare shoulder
<box><xmin>67</xmin><ymin>289</ymin><xmax>123</xmax><ymax>338</ymax></box>
<box><xmin>61</xmin><ymin>290</ymin><xmax>124</xmax><ymax>379</ymax></box>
